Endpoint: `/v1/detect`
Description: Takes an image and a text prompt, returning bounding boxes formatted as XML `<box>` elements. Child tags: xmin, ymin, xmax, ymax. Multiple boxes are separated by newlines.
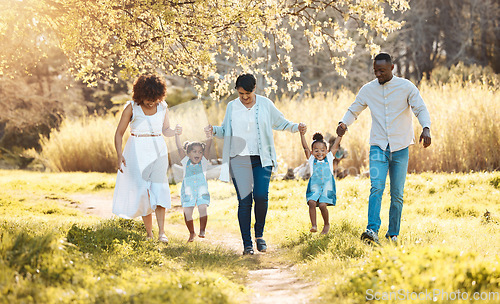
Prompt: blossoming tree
<box><xmin>1</xmin><ymin>0</ymin><xmax>409</xmax><ymax>97</ymax></box>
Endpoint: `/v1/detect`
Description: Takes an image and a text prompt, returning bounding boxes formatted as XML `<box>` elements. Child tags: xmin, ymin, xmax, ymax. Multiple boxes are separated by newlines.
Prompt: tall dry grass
<box><xmin>271</xmin><ymin>79</ymin><xmax>500</xmax><ymax>174</ymax></box>
<box><xmin>39</xmin><ymin>78</ymin><xmax>499</xmax><ymax>174</ymax></box>
<box><xmin>39</xmin><ymin>100</ymin><xmax>218</xmax><ymax>172</ymax></box>
<box><xmin>408</xmin><ymin>80</ymin><xmax>500</xmax><ymax>172</ymax></box>
<box><xmin>39</xmin><ymin>114</ymin><xmax>119</xmax><ymax>172</ymax></box>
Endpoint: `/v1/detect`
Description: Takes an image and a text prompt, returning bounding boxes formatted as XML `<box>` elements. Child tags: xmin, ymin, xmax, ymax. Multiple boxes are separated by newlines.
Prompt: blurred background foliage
<box><xmin>0</xmin><ymin>0</ymin><xmax>498</xmax><ymax>172</ymax></box>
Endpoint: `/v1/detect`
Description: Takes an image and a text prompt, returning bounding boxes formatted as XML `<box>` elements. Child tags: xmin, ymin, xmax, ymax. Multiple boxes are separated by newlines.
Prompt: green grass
<box><xmin>272</xmin><ymin>172</ymin><xmax>500</xmax><ymax>303</ymax></box>
<box><xmin>1</xmin><ymin>170</ymin><xmax>500</xmax><ymax>303</ymax></box>
<box><xmin>0</xmin><ymin>170</ymin><xmax>248</xmax><ymax>304</ymax></box>
<box><xmin>154</xmin><ymin>171</ymin><xmax>500</xmax><ymax>304</ymax></box>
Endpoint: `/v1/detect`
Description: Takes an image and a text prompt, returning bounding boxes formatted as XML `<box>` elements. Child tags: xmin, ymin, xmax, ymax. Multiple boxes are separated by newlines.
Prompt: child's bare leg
<box><xmin>185</xmin><ymin>219</ymin><xmax>195</xmax><ymax>242</ymax></box>
<box><xmin>308</xmin><ymin>200</ymin><xmax>318</xmax><ymax>232</ymax></box>
<box><xmin>142</xmin><ymin>213</ymin><xmax>154</xmax><ymax>238</ymax></box>
<box><xmin>183</xmin><ymin>207</ymin><xmax>196</xmax><ymax>242</ymax></box>
<box><xmin>198</xmin><ymin>204</ymin><xmax>208</xmax><ymax>237</ymax></box>
<box><xmin>319</xmin><ymin>203</ymin><xmax>330</xmax><ymax>234</ymax></box>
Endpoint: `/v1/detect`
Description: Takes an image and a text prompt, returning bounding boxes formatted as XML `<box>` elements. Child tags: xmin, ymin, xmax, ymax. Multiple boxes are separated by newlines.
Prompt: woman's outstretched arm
<box><xmin>162</xmin><ymin>108</ymin><xmax>176</xmax><ymax>137</ymax></box>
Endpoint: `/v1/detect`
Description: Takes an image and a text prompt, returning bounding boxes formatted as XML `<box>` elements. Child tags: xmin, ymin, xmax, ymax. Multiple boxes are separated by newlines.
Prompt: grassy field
<box><xmin>0</xmin><ymin>170</ymin><xmax>249</xmax><ymax>304</ymax></box>
<box><xmin>1</xmin><ymin>169</ymin><xmax>499</xmax><ymax>303</ymax></box>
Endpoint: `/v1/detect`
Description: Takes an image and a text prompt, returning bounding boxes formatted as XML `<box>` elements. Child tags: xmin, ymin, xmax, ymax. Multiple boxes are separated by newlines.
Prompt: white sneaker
<box><xmin>361</xmin><ymin>229</ymin><xmax>380</xmax><ymax>245</ymax></box>
<box><xmin>387</xmin><ymin>235</ymin><xmax>398</xmax><ymax>243</ymax></box>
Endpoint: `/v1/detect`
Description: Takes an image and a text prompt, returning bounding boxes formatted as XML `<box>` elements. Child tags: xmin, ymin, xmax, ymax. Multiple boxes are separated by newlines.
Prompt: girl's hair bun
<box><xmin>312</xmin><ymin>132</ymin><xmax>324</xmax><ymax>141</ymax></box>
<box><xmin>184</xmin><ymin>141</ymin><xmax>206</xmax><ymax>153</ymax></box>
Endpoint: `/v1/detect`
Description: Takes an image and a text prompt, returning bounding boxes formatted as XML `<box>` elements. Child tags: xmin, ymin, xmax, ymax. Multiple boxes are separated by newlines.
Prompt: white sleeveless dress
<box><xmin>112</xmin><ymin>101</ymin><xmax>171</xmax><ymax>219</ymax></box>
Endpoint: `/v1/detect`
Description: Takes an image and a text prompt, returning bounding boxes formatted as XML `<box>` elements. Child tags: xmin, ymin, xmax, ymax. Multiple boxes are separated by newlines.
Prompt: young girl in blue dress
<box><xmin>300</xmin><ymin>130</ymin><xmax>342</xmax><ymax>234</ymax></box>
<box><xmin>174</xmin><ymin>124</ymin><xmax>212</xmax><ymax>242</ymax></box>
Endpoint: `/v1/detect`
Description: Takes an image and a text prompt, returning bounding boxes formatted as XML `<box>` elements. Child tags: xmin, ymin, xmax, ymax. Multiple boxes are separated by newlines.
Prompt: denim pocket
<box><xmin>182</xmin><ymin>194</ymin><xmax>191</xmax><ymax>203</ymax></box>
<box><xmin>327</xmin><ymin>190</ymin><xmax>335</xmax><ymax>200</ymax></box>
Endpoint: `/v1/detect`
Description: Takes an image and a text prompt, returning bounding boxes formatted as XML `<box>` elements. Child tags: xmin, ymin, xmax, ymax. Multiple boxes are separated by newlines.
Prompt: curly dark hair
<box><xmin>311</xmin><ymin>132</ymin><xmax>328</xmax><ymax>150</ymax></box>
<box><xmin>132</xmin><ymin>74</ymin><xmax>167</xmax><ymax>105</ymax></box>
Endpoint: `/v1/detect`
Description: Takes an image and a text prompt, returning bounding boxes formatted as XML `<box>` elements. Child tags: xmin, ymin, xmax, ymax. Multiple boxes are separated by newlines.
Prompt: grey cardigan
<box><xmin>213</xmin><ymin>95</ymin><xmax>299</xmax><ymax>182</ymax></box>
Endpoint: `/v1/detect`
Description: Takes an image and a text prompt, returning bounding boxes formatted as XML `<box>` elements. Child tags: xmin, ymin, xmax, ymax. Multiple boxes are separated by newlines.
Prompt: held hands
<box><xmin>117</xmin><ymin>155</ymin><xmax>126</xmax><ymax>173</ymax></box>
<box><xmin>298</xmin><ymin>122</ymin><xmax>307</xmax><ymax>134</ymax></box>
<box><xmin>336</xmin><ymin>122</ymin><xmax>347</xmax><ymax>137</ymax></box>
<box><xmin>419</xmin><ymin>127</ymin><xmax>431</xmax><ymax>148</ymax></box>
<box><xmin>175</xmin><ymin>124</ymin><xmax>182</xmax><ymax>136</ymax></box>
<box><xmin>204</xmin><ymin>125</ymin><xmax>213</xmax><ymax>138</ymax></box>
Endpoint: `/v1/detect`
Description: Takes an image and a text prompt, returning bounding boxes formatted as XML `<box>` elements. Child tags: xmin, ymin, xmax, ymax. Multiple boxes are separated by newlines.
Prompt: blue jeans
<box><xmin>230</xmin><ymin>155</ymin><xmax>272</xmax><ymax>248</ymax></box>
<box><xmin>368</xmin><ymin>145</ymin><xmax>409</xmax><ymax>237</ymax></box>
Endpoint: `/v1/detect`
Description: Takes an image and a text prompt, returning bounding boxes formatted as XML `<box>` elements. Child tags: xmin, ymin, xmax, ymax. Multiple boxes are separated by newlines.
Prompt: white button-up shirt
<box><xmin>341</xmin><ymin>76</ymin><xmax>431</xmax><ymax>152</ymax></box>
<box><xmin>230</xmin><ymin>99</ymin><xmax>259</xmax><ymax>156</ymax></box>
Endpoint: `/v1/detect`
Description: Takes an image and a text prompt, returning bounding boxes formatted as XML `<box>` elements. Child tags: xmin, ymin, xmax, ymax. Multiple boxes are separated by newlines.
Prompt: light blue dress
<box><xmin>306</xmin><ymin>152</ymin><xmax>336</xmax><ymax>206</ymax></box>
<box><xmin>180</xmin><ymin>156</ymin><xmax>210</xmax><ymax>207</ymax></box>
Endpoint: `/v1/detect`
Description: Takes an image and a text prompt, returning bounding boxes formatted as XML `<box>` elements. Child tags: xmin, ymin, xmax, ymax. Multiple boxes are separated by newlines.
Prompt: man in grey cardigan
<box><xmin>337</xmin><ymin>53</ymin><xmax>432</xmax><ymax>245</ymax></box>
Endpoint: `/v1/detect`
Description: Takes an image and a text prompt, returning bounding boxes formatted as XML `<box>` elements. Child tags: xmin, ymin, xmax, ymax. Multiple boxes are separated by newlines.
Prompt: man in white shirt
<box><xmin>337</xmin><ymin>53</ymin><xmax>432</xmax><ymax>244</ymax></box>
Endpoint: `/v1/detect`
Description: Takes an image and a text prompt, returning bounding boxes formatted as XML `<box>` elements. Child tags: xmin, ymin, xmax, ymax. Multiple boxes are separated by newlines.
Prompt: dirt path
<box><xmin>67</xmin><ymin>192</ymin><xmax>315</xmax><ymax>304</ymax></box>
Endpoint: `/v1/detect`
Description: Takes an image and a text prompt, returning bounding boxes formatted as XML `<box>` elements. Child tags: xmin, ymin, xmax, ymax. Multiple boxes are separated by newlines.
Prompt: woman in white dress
<box><xmin>112</xmin><ymin>74</ymin><xmax>175</xmax><ymax>243</ymax></box>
